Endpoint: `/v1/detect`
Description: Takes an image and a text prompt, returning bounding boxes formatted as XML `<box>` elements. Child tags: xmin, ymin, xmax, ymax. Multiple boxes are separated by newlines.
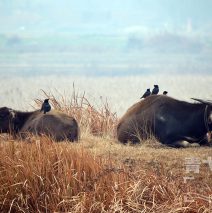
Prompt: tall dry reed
<box><xmin>34</xmin><ymin>84</ymin><xmax>118</xmax><ymax>138</ymax></box>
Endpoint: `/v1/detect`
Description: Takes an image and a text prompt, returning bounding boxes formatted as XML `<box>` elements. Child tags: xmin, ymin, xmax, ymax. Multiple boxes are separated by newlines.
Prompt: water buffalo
<box><xmin>0</xmin><ymin>107</ymin><xmax>79</xmax><ymax>141</ymax></box>
<box><xmin>117</xmin><ymin>95</ymin><xmax>212</xmax><ymax>148</ymax></box>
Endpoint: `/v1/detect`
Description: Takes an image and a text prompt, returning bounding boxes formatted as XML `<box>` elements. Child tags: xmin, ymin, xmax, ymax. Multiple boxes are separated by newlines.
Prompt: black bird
<box><xmin>140</xmin><ymin>89</ymin><xmax>151</xmax><ymax>99</ymax></box>
<box><xmin>152</xmin><ymin>85</ymin><xmax>159</xmax><ymax>95</ymax></box>
<box><xmin>40</xmin><ymin>99</ymin><xmax>51</xmax><ymax>114</ymax></box>
<box><xmin>163</xmin><ymin>91</ymin><xmax>168</xmax><ymax>95</ymax></box>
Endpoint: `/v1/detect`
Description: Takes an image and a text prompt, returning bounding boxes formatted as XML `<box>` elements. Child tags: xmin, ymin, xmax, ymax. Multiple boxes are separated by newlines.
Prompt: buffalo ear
<box><xmin>8</xmin><ymin>109</ymin><xmax>16</xmax><ymax>119</ymax></box>
<box><xmin>8</xmin><ymin>110</ymin><xmax>20</xmax><ymax>132</ymax></box>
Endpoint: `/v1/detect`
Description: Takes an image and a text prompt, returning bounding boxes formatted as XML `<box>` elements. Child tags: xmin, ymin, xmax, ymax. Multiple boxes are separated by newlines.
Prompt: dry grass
<box><xmin>34</xmin><ymin>85</ymin><xmax>118</xmax><ymax>138</ymax></box>
<box><xmin>0</xmin><ymin>91</ymin><xmax>212</xmax><ymax>212</ymax></box>
<box><xmin>0</xmin><ymin>136</ymin><xmax>211</xmax><ymax>213</ymax></box>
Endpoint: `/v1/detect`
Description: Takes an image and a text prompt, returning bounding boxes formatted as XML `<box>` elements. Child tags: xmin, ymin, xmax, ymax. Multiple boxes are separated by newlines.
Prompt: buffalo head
<box><xmin>191</xmin><ymin>98</ymin><xmax>212</xmax><ymax>131</ymax></box>
<box><xmin>0</xmin><ymin>107</ymin><xmax>16</xmax><ymax>133</ymax></box>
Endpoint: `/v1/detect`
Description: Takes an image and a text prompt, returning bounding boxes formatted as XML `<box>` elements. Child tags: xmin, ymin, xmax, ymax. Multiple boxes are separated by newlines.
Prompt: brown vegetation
<box><xmin>0</xmin><ymin>89</ymin><xmax>211</xmax><ymax>212</ymax></box>
<box><xmin>34</xmin><ymin>85</ymin><xmax>118</xmax><ymax>138</ymax></box>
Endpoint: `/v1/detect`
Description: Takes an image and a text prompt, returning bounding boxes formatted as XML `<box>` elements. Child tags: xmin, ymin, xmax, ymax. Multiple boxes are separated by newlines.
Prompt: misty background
<box><xmin>0</xmin><ymin>0</ymin><xmax>212</xmax><ymax>114</ymax></box>
<box><xmin>0</xmin><ymin>0</ymin><xmax>212</xmax><ymax>77</ymax></box>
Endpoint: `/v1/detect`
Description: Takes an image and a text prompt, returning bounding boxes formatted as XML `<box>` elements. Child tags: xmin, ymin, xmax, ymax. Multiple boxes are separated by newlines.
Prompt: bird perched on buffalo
<box><xmin>140</xmin><ymin>89</ymin><xmax>151</xmax><ymax>99</ymax></box>
<box><xmin>40</xmin><ymin>99</ymin><xmax>51</xmax><ymax>114</ymax></box>
<box><xmin>152</xmin><ymin>85</ymin><xmax>159</xmax><ymax>95</ymax></box>
<box><xmin>163</xmin><ymin>91</ymin><xmax>168</xmax><ymax>95</ymax></box>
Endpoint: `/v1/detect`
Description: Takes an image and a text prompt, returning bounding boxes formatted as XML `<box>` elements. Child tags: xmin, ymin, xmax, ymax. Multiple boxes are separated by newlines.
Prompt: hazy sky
<box><xmin>0</xmin><ymin>1</ymin><xmax>212</xmax><ymax>77</ymax></box>
<box><xmin>1</xmin><ymin>0</ymin><xmax>212</xmax><ymax>35</ymax></box>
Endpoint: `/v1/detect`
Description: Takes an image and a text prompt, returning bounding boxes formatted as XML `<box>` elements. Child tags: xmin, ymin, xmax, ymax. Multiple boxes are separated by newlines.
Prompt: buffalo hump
<box><xmin>21</xmin><ymin>110</ymin><xmax>79</xmax><ymax>141</ymax></box>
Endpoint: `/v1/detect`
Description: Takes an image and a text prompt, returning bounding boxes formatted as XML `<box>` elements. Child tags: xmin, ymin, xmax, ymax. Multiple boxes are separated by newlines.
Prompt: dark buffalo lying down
<box><xmin>117</xmin><ymin>95</ymin><xmax>212</xmax><ymax>148</ymax></box>
<box><xmin>0</xmin><ymin>107</ymin><xmax>79</xmax><ymax>141</ymax></box>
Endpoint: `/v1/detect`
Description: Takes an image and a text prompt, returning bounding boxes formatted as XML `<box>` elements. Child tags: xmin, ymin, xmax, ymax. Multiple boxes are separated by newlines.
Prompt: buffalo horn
<box><xmin>191</xmin><ymin>98</ymin><xmax>212</xmax><ymax>105</ymax></box>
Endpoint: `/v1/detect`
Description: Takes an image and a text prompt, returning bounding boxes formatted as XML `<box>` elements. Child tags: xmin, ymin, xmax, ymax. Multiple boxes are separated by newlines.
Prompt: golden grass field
<box><xmin>0</xmin><ymin>135</ymin><xmax>211</xmax><ymax>212</ymax></box>
<box><xmin>0</xmin><ymin>79</ymin><xmax>212</xmax><ymax>212</ymax></box>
